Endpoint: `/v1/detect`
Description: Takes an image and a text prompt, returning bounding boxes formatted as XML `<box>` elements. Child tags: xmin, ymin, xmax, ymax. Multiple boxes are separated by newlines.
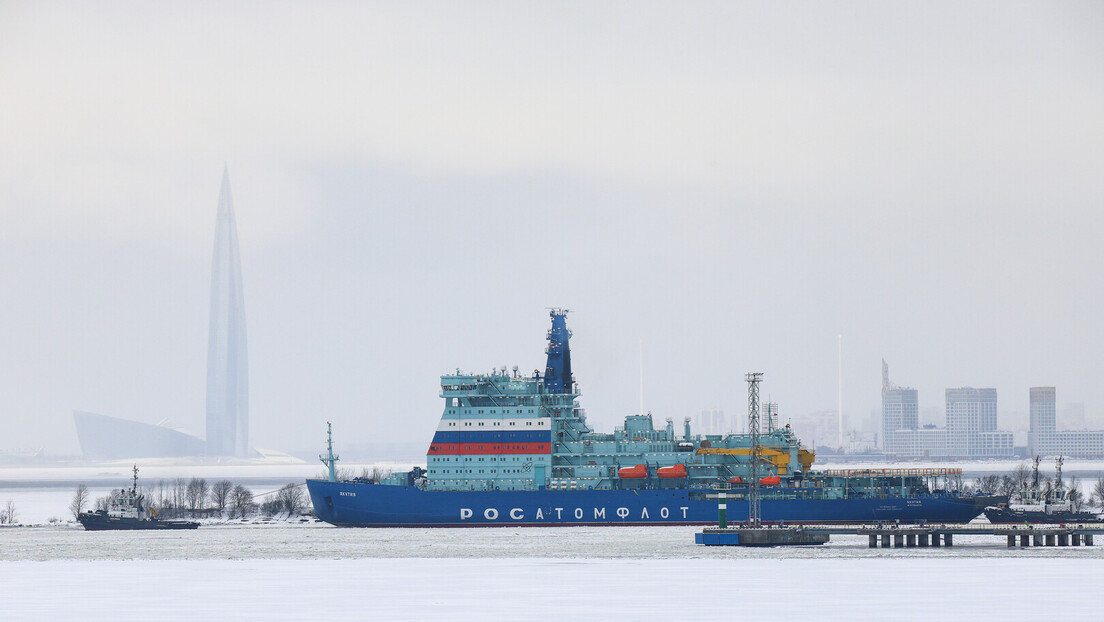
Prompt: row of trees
<box><xmin>70</xmin><ymin>479</ymin><xmax>309</xmax><ymax>521</ymax></box>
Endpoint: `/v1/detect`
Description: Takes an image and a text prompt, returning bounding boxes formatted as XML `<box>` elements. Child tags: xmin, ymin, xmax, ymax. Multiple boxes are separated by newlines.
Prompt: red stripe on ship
<box><xmin>427</xmin><ymin>442</ymin><xmax>551</xmax><ymax>455</ymax></box>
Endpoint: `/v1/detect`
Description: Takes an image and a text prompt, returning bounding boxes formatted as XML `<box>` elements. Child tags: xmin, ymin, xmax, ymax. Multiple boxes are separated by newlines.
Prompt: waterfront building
<box><xmin>1028</xmin><ymin>387</ymin><xmax>1057</xmax><ymax>456</ymax></box>
<box><xmin>880</xmin><ymin>360</ymin><xmax>918</xmax><ymax>455</ymax></box>
<box><xmin>945</xmin><ymin>387</ymin><xmax>998</xmax><ymax>457</ymax></box>
<box><xmin>1055</xmin><ymin>430</ymin><xmax>1104</xmax><ymax>458</ymax></box>
<box><xmin>73</xmin><ymin>411</ymin><xmax>205</xmax><ymax>459</ymax></box>
<box><xmin>1027</xmin><ymin>388</ymin><xmax>1104</xmax><ymax>458</ymax></box>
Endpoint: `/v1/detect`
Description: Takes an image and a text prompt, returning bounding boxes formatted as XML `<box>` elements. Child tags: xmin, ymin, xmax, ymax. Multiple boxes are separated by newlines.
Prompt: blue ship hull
<box><xmin>307</xmin><ymin>479</ymin><xmax>994</xmax><ymax>527</ymax></box>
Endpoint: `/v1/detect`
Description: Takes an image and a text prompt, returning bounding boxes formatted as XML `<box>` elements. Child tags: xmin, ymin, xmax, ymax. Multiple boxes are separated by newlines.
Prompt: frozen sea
<box><xmin>2</xmin><ymin>467</ymin><xmax>1102</xmax><ymax>620</ymax></box>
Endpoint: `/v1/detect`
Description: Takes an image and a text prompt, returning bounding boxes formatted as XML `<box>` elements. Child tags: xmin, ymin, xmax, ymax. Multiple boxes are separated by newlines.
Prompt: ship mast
<box><xmin>320</xmin><ymin>422</ymin><xmax>340</xmax><ymax>483</ymax></box>
<box><xmin>132</xmin><ymin>464</ymin><xmax>139</xmax><ymax>493</ymax></box>
<box><xmin>746</xmin><ymin>372</ymin><xmax>763</xmax><ymax>527</ymax></box>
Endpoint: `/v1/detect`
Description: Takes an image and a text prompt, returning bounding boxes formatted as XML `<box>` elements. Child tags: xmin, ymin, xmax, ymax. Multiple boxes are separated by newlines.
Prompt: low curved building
<box><xmin>73</xmin><ymin>411</ymin><xmax>206</xmax><ymax>459</ymax></box>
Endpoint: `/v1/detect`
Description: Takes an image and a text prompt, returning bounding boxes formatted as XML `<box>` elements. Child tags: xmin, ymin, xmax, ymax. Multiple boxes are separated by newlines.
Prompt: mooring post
<box><xmin>1020</xmin><ymin>534</ymin><xmax>1029</xmax><ymax>547</ymax></box>
<box><xmin>881</xmin><ymin>533</ymin><xmax>890</xmax><ymax>548</ymax></box>
<box><xmin>1007</xmin><ymin>534</ymin><xmax>1015</xmax><ymax>547</ymax></box>
<box><xmin>1072</xmin><ymin>533</ymin><xmax>1081</xmax><ymax>546</ymax></box>
<box><xmin>1058</xmin><ymin>533</ymin><xmax>1068</xmax><ymax>546</ymax></box>
<box><xmin>894</xmin><ymin>533</ymin><xmax>904</xmax><ymax>548</ymax></box>
<box><xmin>931</xmin><ymin>533</ymin><xmax>941</xmax><ymax>547</ymax></box>
<box><xmin>918</xmin><ymin>533</ymin><xmax>929</xmax><ymax>547</ymax></box>
<box><xmin>1033</xmin><ymin>534</ymin><xmax>1042</xmax><ymax>546</ymax></box>
<box><xmin>944</xmin><ymin>533</ymin><xmax>953</xmax><ymax>547</ymax></box>
<box><xmin>869</xmin><ymin>534</ymin><xmax>877</xmax><ymax>548</ymax></box>
<box><xmin>1046</xmin><ymin>534</ymin><xmax>1055</xmax><ymax>546</ymax></box>
<box><xmin>1086</xmin><ymin>534</ymin><xmax>1094</xmax><ymax>546</ymax></box>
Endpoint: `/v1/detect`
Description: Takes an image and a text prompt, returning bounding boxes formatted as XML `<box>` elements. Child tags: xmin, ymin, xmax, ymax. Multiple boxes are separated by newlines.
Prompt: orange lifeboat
<box><xmin>759</xmin><ymin>475</ymin><xmax>781</xmax><ymax>485</ymax></box>
<box><xmin>618</xmin><ymin>464</ymin><xmax>648</xmax><ymax>479</ymax></box>
<box><xmin>727</xmin><ymin>476</ymin><xmax>744</xmax><ymax>484</ymax></box>
<box><xmin>657</xmin><ymin>464</ymin><xmax>688</xmax><ymax>478</ymax></box>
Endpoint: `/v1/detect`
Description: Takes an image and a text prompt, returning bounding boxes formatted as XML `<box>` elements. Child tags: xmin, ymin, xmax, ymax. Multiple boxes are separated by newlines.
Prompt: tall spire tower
<box><xmin>206</xmin><ymin>166</ymin><xmax>250</xmax><ymax>457</ymax></box>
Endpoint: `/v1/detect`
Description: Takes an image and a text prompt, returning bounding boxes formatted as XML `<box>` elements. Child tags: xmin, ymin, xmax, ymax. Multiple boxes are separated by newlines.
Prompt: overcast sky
<box><xmin>2</xmin><ymin>2</ymin><xmax>1102</xmax><ymax>457</ymax></box>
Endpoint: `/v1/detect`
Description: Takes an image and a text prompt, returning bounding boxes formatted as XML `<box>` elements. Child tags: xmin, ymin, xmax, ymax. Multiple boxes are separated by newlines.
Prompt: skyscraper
<box><xmin>1029</xmin><ymin>387</ymin><xmax>1056</xmax><ymax>456</ymax></box>
<box><xmin>945</xmin><ymin>387</ymin><xmax>998</xmax><ymax>457</ymax></box>
<box><xmin>881</xmin><ymin>360</ymin><xmax>918</xmax><ymax>454</ymax></box>
<box><xmin>205</xmin><ymin>167</ymin><xmax>250</xmax><ymax>457</ymax></box>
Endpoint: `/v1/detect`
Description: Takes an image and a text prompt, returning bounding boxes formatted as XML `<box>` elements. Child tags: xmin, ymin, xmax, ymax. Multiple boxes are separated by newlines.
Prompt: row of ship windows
<box><xmin>430</xmin><ymin>445</ymin><xmax>547</xmax><ymax>452</ymax></box>
<box><xmin>430</xmin><ymin>456</ymin><xmax>543</xmax><ymax>462</ymax></box>
<box><xmin>430</xmin><ymin>469</ymin><xmax>528</xmax><ymax>475</ymax></box>
<box><xmin>444</xmin><ymin>420</ymin><xmax>543</xmax><ymax>427</ymax></box>
<box><xmin>447</xmin><ymin>408</ymin><xmax>538</xmax><ymax>414</ymax></box>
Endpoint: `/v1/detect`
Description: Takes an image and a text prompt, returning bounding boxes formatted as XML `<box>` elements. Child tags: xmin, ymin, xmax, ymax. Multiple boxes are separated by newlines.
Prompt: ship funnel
<box><xmin>543</xmin><ymin>309</ymin><xmax>573</xmax><ymax>394</ymax></box>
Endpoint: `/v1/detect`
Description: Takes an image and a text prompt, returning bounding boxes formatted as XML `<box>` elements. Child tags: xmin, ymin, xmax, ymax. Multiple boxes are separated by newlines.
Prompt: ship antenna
<box><xmin>746</xmin><ymin>372</ymin><xmax>764</xmax><ymax>527</ymax></box>
<box><xmin>1055</xmin><ymin>456</ymin><xmax>1063</xmax><ymax>491</ymax></box>
<box><xmin>320</xmin><ymin>422</ymin><xmax>340</xmax><ymax>483</ymax></box>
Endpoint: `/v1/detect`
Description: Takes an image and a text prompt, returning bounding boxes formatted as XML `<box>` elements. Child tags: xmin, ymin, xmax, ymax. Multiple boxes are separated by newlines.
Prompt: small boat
<box><xmin>984</xmin><ymin>457</ymin><xmax>1103</xmax><ymax>524</ymax></box>
<box><xmin>77</xmin><ymin>465</ymin><xmax>199</xmax><ymax>531</ymax></box>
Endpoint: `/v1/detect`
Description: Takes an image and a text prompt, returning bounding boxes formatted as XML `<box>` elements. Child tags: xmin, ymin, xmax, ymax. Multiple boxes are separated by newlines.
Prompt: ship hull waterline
<box><xmin>307</xmin><ymin>480</ymin><xmax>997</xmax><ymax>527</ymax></box>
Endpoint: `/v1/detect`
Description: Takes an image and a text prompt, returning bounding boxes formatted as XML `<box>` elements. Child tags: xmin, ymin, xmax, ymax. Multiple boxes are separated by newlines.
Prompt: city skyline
<box><xmin>1</xmin><ymin>4</ymin><xmax>1101</xmax><ymax>456</ymax></box>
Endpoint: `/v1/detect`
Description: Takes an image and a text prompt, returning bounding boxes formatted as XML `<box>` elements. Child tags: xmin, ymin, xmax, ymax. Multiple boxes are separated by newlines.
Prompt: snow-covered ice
<box><xmin>0</xmin><ymin>557</ymin><xmax>1097</xmax><ymax>621</ymax></box>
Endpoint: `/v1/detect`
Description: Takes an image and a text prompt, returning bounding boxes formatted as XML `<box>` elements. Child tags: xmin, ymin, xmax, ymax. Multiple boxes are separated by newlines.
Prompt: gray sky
<box><xmin>2</xmin><ymin>2</ymin><xmax>1102</xmax><ymax>457</ymax></box>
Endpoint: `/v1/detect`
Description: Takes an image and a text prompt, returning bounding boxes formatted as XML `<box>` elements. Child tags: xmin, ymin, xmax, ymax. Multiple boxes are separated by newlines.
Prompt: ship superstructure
<box><xmin>414</xmin><ymin>309</ymin><xmax>817</xmax><ymax>493</ymax></box>
<box><xmin>309</xmin><ymin>310</ymin><xmax>998</xmax><ymax>527</ymax></box>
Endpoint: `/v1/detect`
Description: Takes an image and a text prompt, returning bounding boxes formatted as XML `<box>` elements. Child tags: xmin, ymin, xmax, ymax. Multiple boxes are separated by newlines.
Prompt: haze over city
<box><xmin>1</xmin><ymin>3</ymin><xmax>1102</xmax><ymax>458</ymax></box>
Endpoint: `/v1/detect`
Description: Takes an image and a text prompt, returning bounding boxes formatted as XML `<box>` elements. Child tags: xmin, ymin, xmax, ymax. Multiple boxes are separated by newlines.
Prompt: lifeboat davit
<box><xmin>657</xmin><ymin>464</ymin><xmax>688</xmax><ymax>478</ymax></box>
<box><xmin>618</xmin><ymin>464</ymin><xmax>648</xmax><ymax>479</ymax></box>
<box><xmin>759</xmin><ymin>475</ymin><xmax>781</xmax><ymax>485</ymax></box>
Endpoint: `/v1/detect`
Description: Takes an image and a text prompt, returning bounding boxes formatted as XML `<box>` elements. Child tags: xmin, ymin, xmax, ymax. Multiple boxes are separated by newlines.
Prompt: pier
<box><xmin>697</xmin><ymin>523</ymin><xmax>1104</xmax><ymax>548</ymax></box>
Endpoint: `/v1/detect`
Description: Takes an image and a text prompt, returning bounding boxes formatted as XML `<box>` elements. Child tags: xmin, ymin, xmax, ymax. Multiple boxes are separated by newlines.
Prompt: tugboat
<box><xmin>984</xmin><ymin>456</ymin><xmax>1102</xmax><ymax>524</ymax></box>
<box><xmin>77</xmin><ymin>465</ymin><xmax>199</xmax><ymax>530</ymax></box>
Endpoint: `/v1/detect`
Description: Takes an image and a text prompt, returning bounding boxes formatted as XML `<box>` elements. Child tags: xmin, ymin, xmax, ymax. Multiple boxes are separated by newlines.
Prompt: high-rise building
<box><xmin>205</xmin><ymin>167</ymin><xmax>250</xmax><ymax>457</ymax></box>
<box><xmin>945</xmin><ymin>387</ymin><xmax>998</xmax><ymax>457</ymax></box>
<box><xmin>1028</xmin><ymin>387</ymin><xmax>1056</xmax><ymax>456</ymax></box>
<box><xmin>881</xmin><ymin>360</ymin><xmax>918</xmax><ymax>454</ymax></box>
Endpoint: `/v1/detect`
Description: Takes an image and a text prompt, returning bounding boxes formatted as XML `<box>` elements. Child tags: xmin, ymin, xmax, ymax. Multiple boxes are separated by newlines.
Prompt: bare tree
<box><xmin>997</xmin><ymin>475</ymin><xmax>1019</xmax><ymax>497</ymax></box>
<box><xmin>185</xmin><ymin>478</ymin><xmax>210</xmax><ymax>515</ymax></box>
<box><xmin>70</xmin><ymin>484</ymin><xmax>89</xmax><ymax>520</ymax></box>
<box><xmin>230</xmin><ymin>484</ymin><xmax>255</xmax><ymax>519</ymax></box>
<box><xmin>1067</xmin><ymin>476</ymin><xmax>1084</xmax><ymax>512</ymax></box>
<box><xmin>171</xmin><ymin>478</ymin><xmax>187</xmax><ymax>518</ymax></box>
<box><xmin>369</xmin><ymin>466</ymin><xmax>392</xmax><ymax>484</ymax></box>
<box><xmin>1093</xmin><ymin>478</ymin><xmax>1104</xmax><ymax>508</ymax></box>
<box><xmin>1010</xmin><ymin>462</ymin><xmax>1032</xmax><ymax>490</ymax></box>
<box><xmin>276</xmin><ymin>483</ymin><xmax>306</xmax><ymax>516</ymax></box>
<box><xmin>210</xmin><ymin>480</ymin><xmax>233</xmax><ymax>516</ymax></box>
<box><xmin>0</xmin><ymin>499</ymin><xmax>17</xmax><ymax>524</ymax></box>
<box><xmin>973</xmin><ymin>475</ymin><xmax>1001</xmax><ymax>495</ymax></box>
